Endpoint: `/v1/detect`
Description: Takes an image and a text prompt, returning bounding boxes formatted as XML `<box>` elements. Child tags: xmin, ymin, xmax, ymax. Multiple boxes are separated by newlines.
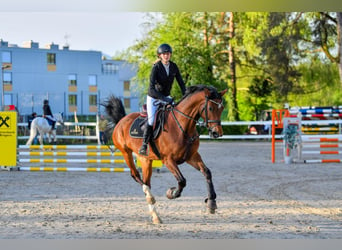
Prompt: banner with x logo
<box><xmin>0</xmin><ymin>111</ymin><xmax>17</xmax><ymax>166</ymax></box>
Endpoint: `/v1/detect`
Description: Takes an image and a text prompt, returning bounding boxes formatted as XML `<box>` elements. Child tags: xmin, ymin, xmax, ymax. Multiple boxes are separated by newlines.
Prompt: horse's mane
<box><xmin>177</xmin><ymin>84</ymin><xmax>221</xmax><ymax>104</ymax></box>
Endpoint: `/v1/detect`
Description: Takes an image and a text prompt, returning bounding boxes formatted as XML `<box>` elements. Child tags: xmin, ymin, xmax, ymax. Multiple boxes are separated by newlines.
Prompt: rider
<box><xmin>138</xmin><ymin>43</ymin><xmax>186</xmax><ymax>156</ymax></box>
<box><xmin>43</xmin><ymin>99</ymin><xmax>56</xmax><ymax>130</ymax></box>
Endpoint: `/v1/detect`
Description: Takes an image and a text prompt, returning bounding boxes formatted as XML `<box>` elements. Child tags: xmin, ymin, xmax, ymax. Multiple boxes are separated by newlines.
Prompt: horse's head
<box><xmin>199</xmin><ymin>87</ymin><xmax>227</xmax><ymax>139</ymax></box>
<box><xmin>55</xmin><ymin>112</ymin><xmax>64</xmax><ymax>126</ymax></box>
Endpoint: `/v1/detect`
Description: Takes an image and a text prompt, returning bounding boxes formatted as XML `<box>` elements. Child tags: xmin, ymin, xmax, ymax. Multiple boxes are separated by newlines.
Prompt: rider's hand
<box><xmin>163</xmin><ymin>96</ymin><xmax>173</xmax><ymax>104</ymax></box>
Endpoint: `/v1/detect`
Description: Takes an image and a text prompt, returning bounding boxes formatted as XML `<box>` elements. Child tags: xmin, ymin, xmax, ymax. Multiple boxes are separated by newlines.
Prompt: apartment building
<box><xmin>0</xmin><ymin>39</ymin><xmax>139</xmax><ymax>118</ymax></box>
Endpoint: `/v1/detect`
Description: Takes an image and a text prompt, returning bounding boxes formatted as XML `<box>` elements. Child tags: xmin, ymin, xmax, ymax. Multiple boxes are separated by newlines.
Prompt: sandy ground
<box><xmin>1</xmin><ymin>141</ymin><xmax>342</xmax><ymax>239</ymax></box>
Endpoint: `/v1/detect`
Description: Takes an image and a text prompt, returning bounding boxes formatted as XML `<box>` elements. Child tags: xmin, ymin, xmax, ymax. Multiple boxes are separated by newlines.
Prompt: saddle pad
<box><xmin>129</xmin><ymin>117</ymin><xmax>146</xmax><ymax>138</ymax></box>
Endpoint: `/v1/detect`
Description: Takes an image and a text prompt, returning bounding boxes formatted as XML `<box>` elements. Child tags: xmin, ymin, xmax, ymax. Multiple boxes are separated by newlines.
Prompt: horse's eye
<box><xmin>209</xmin><ymin>106</ymin><xmax>213</xmax><ymax>112</ymax></box>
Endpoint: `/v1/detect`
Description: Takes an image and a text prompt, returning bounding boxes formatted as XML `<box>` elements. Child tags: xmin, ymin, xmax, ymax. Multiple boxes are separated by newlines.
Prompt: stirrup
<box><xmin>139</xmin><ymin>145</ymin><xmax>148</xmax><ymax>155</ymax></box>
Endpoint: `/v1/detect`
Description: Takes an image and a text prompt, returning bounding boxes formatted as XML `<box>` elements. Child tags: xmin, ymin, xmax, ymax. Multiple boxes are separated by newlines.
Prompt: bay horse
<box><xmin>102</xmin><ymin>85</ymin><xmax>227</xmax><ymax>224</ymax></box>
<box><xmin>26</xmin><ymin>113</ymin><xmax>64</xmax><ymax>146</ymax></box>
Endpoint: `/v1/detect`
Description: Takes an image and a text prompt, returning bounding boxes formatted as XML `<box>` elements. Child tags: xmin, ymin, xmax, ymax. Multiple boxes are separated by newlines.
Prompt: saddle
<box><xmin>129</xmin><ymin>103</ymin><xmax>169</xmax><ymax>140</ymax></box>
<box><xmin>45</xmin><ymin>117</ymin><xmax>54</xmax><ymax>126</ymax></box>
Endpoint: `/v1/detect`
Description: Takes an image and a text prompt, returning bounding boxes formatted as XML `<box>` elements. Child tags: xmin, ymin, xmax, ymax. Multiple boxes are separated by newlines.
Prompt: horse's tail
<box><xmin>101</xmin><ymin>94</ymin><xmax>127</xmax><ymax>128</ymax></box>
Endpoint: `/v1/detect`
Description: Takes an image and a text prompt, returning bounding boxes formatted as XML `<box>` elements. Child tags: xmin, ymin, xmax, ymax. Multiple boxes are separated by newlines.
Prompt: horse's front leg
<box><xmin>52</xmin><ymin>130</ymin><xmax>57</xmax><ymax>144</ymax></box>
<box><xmin>164</xmin><ymin>157</ymin><xmax>186</xmax><ymax>200</ymax></box>
<box><xmin>38</xmin><ymin>131</ymin><xmax>44</xmax><ymax>146</ymax></box>
<box><xmin>186</xmin><ymin>152</ymin><xmax>217</xmax><ymax>214</ymax></box>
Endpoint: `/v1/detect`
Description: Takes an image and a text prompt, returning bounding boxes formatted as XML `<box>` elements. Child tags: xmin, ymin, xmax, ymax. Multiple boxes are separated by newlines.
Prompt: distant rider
<box><xmin>43</xmin><ymin>99</ymin><xmax>56</xmax><ymax>130</ymax></box>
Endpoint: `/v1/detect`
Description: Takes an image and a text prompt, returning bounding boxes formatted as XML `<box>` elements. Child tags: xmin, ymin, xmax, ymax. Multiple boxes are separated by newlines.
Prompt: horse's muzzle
<box><xmin>208</xmin><ymin>126</ymin><xmax>223</xmax><ymax>139</ymax></box>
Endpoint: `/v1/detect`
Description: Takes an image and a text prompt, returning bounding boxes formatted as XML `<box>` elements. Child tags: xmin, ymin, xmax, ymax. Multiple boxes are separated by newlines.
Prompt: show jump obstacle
<box><xmin>17</xmin><ymin>144</ymin><xmax>163</xmax><ymax>172</ymax></box>
<box><xmin>282</xmin><ymin>106</ymin><xmax>342</xmax><ymax>164</ymax></box>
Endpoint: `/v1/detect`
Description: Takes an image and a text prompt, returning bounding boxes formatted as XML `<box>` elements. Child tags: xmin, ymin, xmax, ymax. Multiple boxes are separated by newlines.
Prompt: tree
<box><xmin>307</xmin><ymin>12</ymin><xmax>342</xmax><ymax>85</ymax></box>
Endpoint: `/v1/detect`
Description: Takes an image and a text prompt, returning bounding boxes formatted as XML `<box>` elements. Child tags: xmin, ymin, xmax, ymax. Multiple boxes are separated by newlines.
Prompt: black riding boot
<box><xmin>139</xmin><ymin>125</ymin><xmax>153</xmax><ymax>156</ymax></box>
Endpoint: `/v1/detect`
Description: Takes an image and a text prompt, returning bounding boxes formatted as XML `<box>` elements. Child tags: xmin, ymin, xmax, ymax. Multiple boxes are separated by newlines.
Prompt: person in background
<box><xmin>98</xmin><ymin>115</ymin><xmax>108</xmax><ymax>144</ymax></box>
<box><xmin>138</xmin><ymin>43</ymin><xmax>186</xmax><ymax>156</ymax></box>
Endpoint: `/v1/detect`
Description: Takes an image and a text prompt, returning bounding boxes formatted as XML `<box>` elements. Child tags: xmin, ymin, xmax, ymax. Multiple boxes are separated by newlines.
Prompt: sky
<box><xmin>0</xmin><ymin>12</ymin><xmax>150</xmax><ymax>56</ymax></box>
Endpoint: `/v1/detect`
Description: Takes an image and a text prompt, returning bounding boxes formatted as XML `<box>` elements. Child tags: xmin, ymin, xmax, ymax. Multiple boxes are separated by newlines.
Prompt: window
<box><xmin>4</xmin><ymin>94</ymin><xmax>12</xmax><ymax>106</ymax></box>
<box><xmin>89</xmin><ymin>95</ymin><xmax>97</xmax><ymax>106</ymax></box>
<box><xmin>2</xmin><ymin>51</ymin><xmax>11</xmax><ymax>63</ymax></box>
<box><xmin>102</xmin><ymin>63</ymin><xmax>118</xmax><ymax>74</ymax></box>
<box><xmin>68</xmin><ymin>74</ymin><xmax>77</xmax><ymax>86</ymax></box>
<box><xmin>124</xmin><ymin>98</ymin><xmax>130</xmax><ymax>108</ymax></box>
<box><xmin>124</xmin><ymin>81</ymin><xmax>130</xmax><ymax>91</ymax></box>
<box><xmin>47</xmin><ymin>53</ymin><xmax>56</xmax><ymax>65</ymax></box>
<box><xmin>3</xmin><ymin>72</ymin><xmax>12</xmax><ymax>85</ymax></box>
<box><xmin>88</xmin><ymin>75</ymin><xmax>97</xmax><ymax>86</ymax></box>
<box><xmin>68</xmin><ymin>95</ymin><xmax>77</xmax><ymax>106</ymax></box>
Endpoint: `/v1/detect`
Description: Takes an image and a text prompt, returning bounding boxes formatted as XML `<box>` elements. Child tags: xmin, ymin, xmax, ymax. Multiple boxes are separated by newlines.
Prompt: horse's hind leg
<box><xmin>123</xmin><ymin>151</ymin><xmax>162</xmax><ymax>224</ymax></box>
<box><xmin>138</xmin><ymin>156</ymin><xmax>162</xmax><ymax>224</ymax></box>
<box><xmin>26</xmin><ymin>128</ymin><xmax>37</xmax><ymax>145</ymax></box>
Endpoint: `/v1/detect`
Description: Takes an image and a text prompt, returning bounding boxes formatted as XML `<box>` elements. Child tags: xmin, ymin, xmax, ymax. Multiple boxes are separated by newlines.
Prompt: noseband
<box><xmin>200</xmin><ymin>96</ymin><xmax>223</xmax><ymax>128</ymax></box>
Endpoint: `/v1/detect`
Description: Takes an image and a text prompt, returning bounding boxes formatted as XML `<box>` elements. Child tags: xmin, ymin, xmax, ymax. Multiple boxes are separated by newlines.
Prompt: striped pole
<box><xmin>19</xmin><ymin>151</ymin><xmax>122</xmax><ymax>157</ymax></box>
<box><xmin>304</xmin><ymin>159</ymin><xmax>342</xmax><ymax>163</ymax></box>
<box><xmin>19</xmin><ymin>166</ymin><xmax>130</xmax><ymax>172</ymax></box>
<box><xmin>301</xmin><ymin>137</ymin><xmax>342</xmax><ymax>142</ymax></box>
<box><xmin>303</xmin><ymin>144</ymin><xmax>341</xmax><ymax>148</ymax></box>
<box><xmin>302</xmin><ymin>150</ymin><xmax>342</xmax><ymax>154</ymax></box>
<box><xmin>19</xmin><ymin>145</ymin><xmax>114</xmax><ymax>150</ymax></box>
<box><xmin>19</xmin><ymin>159</ymin><xmax>126</xmax><ymax>164</ymax></box>
<box><xmin>302</xmin><ymin>127</ymin><xmax>338</xmax><ymax>132</ymax></box>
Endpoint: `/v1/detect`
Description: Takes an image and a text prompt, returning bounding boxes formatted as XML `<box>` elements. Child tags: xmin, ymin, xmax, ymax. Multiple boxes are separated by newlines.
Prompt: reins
<box><xmin>169</xmin><ymin>95</ymin><xmax>223</xmax><ymax>143</ymax></box>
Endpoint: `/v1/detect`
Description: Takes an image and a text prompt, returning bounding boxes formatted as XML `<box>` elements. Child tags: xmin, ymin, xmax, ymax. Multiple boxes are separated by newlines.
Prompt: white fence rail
<box><xmin>17</xmin><ymin>119</ymin><xmax>342</xmax><ymax>142</ymax></box>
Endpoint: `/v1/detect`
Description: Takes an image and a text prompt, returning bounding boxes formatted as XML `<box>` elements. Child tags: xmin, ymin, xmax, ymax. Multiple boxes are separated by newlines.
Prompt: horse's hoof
<box><xmin>152</xmin><ymin>216</ymin><xmax>163</xmax><ymax>224</ymax></box>
<box><xmin>166</xmin><ymin>187</ymin><xmax>178</xmax><ymax>199</ymax></box>
<box><xmin>205</xmin><ymin>198</ymin><xmax>217</xmax><ymax>214</ymax></box>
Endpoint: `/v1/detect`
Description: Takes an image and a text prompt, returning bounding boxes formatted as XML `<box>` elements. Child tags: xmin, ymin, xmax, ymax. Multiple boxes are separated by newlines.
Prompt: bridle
<box><xmin>200</xmin><ymin>96</ymin><xmax>223</xmax><ymax>128</ymax></box>
<box><xmin>170</xmin><ymin>95</ymin><xmax>223</xmax><ymax>141</ymax></box>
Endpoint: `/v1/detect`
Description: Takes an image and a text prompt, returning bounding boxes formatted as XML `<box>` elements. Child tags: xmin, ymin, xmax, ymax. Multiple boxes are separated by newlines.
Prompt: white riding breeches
<box><xmin>146</xmin><ymin>95</ymin><xmax>170</xmax><ymax>126</ymax></box>
<box><xmin>45</xmin><ymin>115</ymin><xmax>56</xmax><ymax>122</ymax></box>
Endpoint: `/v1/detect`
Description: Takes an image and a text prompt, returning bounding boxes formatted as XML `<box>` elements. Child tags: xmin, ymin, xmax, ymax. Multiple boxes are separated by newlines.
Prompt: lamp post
<box><xmin>1</xmin><ymin>64</ymin><xmax>11</xmax><ymax>111</ymax></box>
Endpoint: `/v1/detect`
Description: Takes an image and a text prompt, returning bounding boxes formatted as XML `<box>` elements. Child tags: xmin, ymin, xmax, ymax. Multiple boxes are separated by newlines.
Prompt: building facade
<box><xmin>0</xmin><ymin>39</ymin><xmax>139</xmax><ymax>119</ymax></box>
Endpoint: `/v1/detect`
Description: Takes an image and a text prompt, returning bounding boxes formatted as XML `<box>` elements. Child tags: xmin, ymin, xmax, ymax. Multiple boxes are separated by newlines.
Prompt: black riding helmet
<box><xmin>43</xmin><ymin>99</ymin><xmax>49</xmax><ymax>105</ymax></box>
<box><xmin>157</xmin><ymin>44</ymin><xmax>172</xmax><ymax>55</ymax></box>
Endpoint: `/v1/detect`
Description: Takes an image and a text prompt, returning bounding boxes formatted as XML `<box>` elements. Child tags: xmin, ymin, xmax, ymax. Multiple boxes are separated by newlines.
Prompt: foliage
<box><xmin>118</xmin><ymin>12</ymin><xmax>342</xmax><ymax>122</ymax></box>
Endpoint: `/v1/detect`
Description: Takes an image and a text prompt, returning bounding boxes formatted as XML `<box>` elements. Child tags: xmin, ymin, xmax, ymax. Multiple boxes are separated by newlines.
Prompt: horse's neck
<box><xmin>176</xmin><ymin>95</ymin><xmax>202</xmax><ymax>118</ymax></box>
<box><xmin>172</xmin><ymin>96</ymin><xmax>203</xmax><ymax>131</ymax></box>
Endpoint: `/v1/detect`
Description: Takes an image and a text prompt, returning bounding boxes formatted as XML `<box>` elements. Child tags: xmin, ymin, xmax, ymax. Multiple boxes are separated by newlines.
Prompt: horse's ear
<box><xmin>220</xmin><ymin>89</ymin><xmax>228</xmax><ymax>97</ymax></box>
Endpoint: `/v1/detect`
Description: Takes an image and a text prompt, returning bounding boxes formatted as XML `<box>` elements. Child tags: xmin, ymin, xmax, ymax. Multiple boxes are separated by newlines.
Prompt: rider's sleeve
<box><xmin>148</xmin><ymin>63</ymin><xmax>167</xmax><ymax>100</ymax></box>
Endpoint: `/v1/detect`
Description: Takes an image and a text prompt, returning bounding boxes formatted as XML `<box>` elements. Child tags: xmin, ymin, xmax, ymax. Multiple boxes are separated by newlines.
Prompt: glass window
<box><xmin>68</xmin><ymin>74</ymin><xmax>77</xmax><ymax>86</ymax></box>
<box><xmin>3</xmin><ymin>72</ymin><xmax>12</xmax><ymax>84</ymax></box>
<box><xmin>124</xmin><ymin>98</ymin><xmax>130</xmax><ymax>108</ymax></box>
<box><xmin>47</xmin><ymin>53</ymin><xmax>56</xmax><ymax>65</ymax></box>
<box><xmin>88</xmin><ymin>75</ymin><xmax>97</xmax><ymax>86</ymax></box>
<box><xmin>124</xmin><ymin>81</ymin><xmax>130</xmax><ymax>91</ymax></box>
<box><xmin>102</xmin><ymin>63</ymin><xmax>118</xmax><ymax>74</ymax></box>
<box><xmin>4</xmin><ymin>94</ymin><xmax>12</xmax><ymax>106</ymax></box>
<box><xmin>89</xmin><ymin>95</ymin><xmax>97</xmax><ymax>106</ymax></box>
<box><xmin>2</xmin><ymin>51</ymin><xmax>11</xmax><ymax>63</ymax></box>
<box><xmin>68</xmin><ymin>95</ymin><xmax>77</xmax><ymax>106</ymax></box>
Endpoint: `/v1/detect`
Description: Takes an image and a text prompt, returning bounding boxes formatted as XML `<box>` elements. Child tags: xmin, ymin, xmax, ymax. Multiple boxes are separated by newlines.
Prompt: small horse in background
<box><xmin>102</xmin><ymin>85</ymin><xmax>227</xmax><ymax>224</ymax></box>
<box><xmin>26</xmin><ymin>113</ymin><xmax>64</xmax><ymax>146</ymax></box>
